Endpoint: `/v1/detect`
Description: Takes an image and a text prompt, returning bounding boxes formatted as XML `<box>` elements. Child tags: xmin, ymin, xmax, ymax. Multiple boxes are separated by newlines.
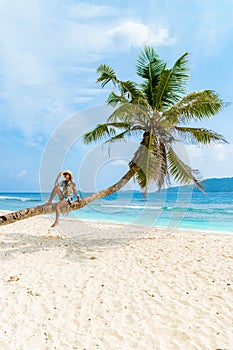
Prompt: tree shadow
<box><xmin>0</xmin><ymin>218</ymin><xmax>148</xmax><ymax>261</ymax></box>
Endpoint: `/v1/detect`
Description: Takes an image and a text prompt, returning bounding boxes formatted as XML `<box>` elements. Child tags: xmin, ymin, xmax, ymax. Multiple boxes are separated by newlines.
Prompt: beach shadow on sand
<box><xmin>0</xmin><ymin>218</ymin><xmax>150</xmax><ymax>260</ymax></box>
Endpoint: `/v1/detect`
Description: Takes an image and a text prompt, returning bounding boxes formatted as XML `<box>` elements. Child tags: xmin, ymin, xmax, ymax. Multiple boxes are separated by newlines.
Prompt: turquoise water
<box><xmin>0</xmin><ymin>188</ymin><xmax>233</xmax><ymax>233</ymax></box>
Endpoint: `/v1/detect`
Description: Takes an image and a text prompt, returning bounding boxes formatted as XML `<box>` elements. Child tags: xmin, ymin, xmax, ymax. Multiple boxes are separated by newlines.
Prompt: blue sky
<box><xmin>1</xmin><ymin>0</ymin><xmax>233</xmax><ymax>192</ymax></box>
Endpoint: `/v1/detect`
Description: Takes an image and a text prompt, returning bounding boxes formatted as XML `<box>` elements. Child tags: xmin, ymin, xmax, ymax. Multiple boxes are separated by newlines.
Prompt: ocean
<box><xmin>0</xmin><ymin>187</ymin><xmax>233</xmax><ymax>234</ymax></box>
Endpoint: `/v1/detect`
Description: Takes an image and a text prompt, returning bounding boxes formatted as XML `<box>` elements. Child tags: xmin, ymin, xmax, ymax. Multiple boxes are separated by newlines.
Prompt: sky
<box><xmin>1</xmin><ymin>0</ymin><xmax>233</xmax><ymax>192</ymax></box>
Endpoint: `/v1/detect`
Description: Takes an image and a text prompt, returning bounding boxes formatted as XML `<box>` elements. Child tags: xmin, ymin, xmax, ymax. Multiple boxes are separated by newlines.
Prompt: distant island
<box><xmin>201</xmin><ymin>177</ymin><xmax>233</xmax><ymax>192</ymax></box>
<box><xmin>117</xmin><ymin>177</ymin><xmax>233</xmax><ymax>195</ymax></box>
<box><xmin>170</xmin><ymin>177</ymin><xmax>233</xmax><ymax>193</ymax></box>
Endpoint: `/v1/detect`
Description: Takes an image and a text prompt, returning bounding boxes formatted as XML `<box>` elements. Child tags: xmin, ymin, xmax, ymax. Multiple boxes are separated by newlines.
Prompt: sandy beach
<box><xmin>0</xmin><ymin>213</ymin><xmax>232</xmax><ymax>350</ymax></box>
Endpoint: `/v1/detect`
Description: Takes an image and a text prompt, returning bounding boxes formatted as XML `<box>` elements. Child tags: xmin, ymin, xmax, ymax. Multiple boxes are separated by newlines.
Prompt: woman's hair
<box><xmin>63</xmin><ymin>172</ymin><xmax>71</xmax><ymax>180</ymax></box>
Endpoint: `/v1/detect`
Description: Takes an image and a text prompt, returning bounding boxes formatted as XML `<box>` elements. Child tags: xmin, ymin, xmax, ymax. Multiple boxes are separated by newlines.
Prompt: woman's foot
<box><xmin>51</xmin><ymin>222</ymin><xmax>58</xmax><ymax>228</ymax></box>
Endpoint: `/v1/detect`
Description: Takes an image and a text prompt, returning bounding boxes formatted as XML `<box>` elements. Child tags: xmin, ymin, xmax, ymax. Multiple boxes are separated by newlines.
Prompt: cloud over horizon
<box><xmin>0</xmin><ymin>0</ymin><xmax>175</xmax><ymax>141</ymax></box>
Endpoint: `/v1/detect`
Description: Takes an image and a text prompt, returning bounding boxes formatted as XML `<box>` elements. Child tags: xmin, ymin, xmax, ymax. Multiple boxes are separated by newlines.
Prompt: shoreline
<box><xmin>0</xmin><ymin>215</ymin><xmax>233</xmax><ymax>349</ymax></box>
<box><xmin>1</xmin><ymin>209</ymin><xmax>233</xmax><ymax>237</ymax></box>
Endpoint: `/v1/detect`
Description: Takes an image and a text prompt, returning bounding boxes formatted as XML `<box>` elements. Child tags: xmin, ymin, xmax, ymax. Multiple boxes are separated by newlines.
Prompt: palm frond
<box><xmin>155</xmin><ymin>53</ymin><xmax>189</xmax><ymax>110</ymax></box>
<box><xmin>105</xmin><ymin>129</ymin><xmax>134</xmax><ymax>144</ymax></box>
<box><xmin>84</xmin><ymin>121</ymin><xmax>141</xmax><ymax>145</ymax></box>
<box><xmin>167</xmin><ymin>147</ymin><xmax>204</xmax><ymax>193</ymax></box>
<box><xmin>96</xmin><ymin>64</ymin><xmax>118</xmax><ymax>87</ymax></box>
<box><xmin>107</xmin><ymin>122</ymin><xmax>133</xmax><ymax>129</ymax></box>
<box><xmin>96</xmin><ymin>65</ymin><xmax>146</xmax><ymax>105</ymax></box>
<box><xmin>83</xmin><ymin>123</ymin><xmax>116</xmax><ymax>144</ymax></box>
<box><xmin>106</xmin><ymin>82</ymin><xmax>146</xmax><ymax>106</ymax></box>
<box><xmin>163</xmin><ymin>90</ymin><xmax>224</xmax><ymax>123</ymax></box>
<box><xmin>136</xmin><ymin>46</ymin><xmax>166</xmax><ymax>107</ymax></box>
<box><xmin>107</xmin><ymin>102</ymin><xmax>151</xmax><ymax>128</ymax></box>
<box><xmin>119</xmin><ymin>80</ymin><xmax>144</xmax><ymax>101</ymax></box>
<box><xmin>136</xmin><ymin>46</ymin><xmax>166</xmax><ymax>81</ymax></box>
<box><xmin>174</xmin><ymin>126</ymin><xmax>228</xmax><ymax>145</ymax></box>
<box><xmin>107</xmin><ymin>92</ymin><xmax>129</xmax><ymax>106</ymax></box>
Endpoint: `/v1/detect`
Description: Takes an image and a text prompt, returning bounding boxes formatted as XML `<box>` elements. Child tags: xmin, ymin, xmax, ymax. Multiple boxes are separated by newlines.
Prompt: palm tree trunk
<box><xmin>0</xmin><ymin>165</ymin><xmax>139</xmax><ymax>226</ymax></box>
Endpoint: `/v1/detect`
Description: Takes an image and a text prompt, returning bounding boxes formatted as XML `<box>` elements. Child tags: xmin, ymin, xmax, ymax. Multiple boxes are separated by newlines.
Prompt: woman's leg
<box><xmin>51</xmin><ymin>199</ymin><xmax>67</xmax><ymax>227</ymax></box>
<box><xmin>47</xmin><ymin>186</ymin><xmax>63</xmax><ymax>203</ymax></box>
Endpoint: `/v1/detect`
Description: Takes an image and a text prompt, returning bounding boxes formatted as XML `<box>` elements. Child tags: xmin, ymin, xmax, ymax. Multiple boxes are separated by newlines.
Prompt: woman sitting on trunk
<box><xmin>47</xmin><ymin>170</ymin><xmax>81</xmax><ymax>227</ymax></box>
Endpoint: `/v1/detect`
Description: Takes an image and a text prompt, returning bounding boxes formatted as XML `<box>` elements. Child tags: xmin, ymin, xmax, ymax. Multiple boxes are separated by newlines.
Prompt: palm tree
<box><xmin>0</xmin><ymin>46</ymin><xmax>227</xmax><ymax>226</ymax></box>
<box><xmin>84</xmin><ymin>46</ymin><xmax>226</xmax><ymax>195</ymax></box>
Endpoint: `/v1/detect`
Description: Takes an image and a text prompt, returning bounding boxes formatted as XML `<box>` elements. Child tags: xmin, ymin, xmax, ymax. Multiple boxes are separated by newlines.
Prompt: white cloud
<box><xmin>187</xmin><ymin>144</ymin><xmax>233</xmax><ymax>179</ymax></box>
<box><xmin>68</xmin><ymin>2</ymin><xmax>115</xmax><ymax>18</ymax></box>
<box><xmin>108</xmin><ymin>21</ymin><xmax>174</xmax><ymax>48</ymax></box>
<box><xmin>0</xmin><ymin>0</ymin><xmax>175</xmax><ymax>142</ymax></box>
<box><xmin>61</xmin><ymin>19</ymin><xmax>174</xmax><ymax>58</ymax></box>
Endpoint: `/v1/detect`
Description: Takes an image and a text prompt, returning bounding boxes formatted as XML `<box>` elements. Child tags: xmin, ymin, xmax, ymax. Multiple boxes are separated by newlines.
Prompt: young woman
<box><xmin>47</xmin><ymin>170</ymin><xmax>81</xmax><ymax>227</ymax></box>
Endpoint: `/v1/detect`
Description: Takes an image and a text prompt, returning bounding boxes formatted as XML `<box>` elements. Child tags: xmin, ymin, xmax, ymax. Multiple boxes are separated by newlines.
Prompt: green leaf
<box><xmin>119</xmin><ymin>81</ymin><xmax>143</xmax><ymax>100</ymax></box>
<box><xmin>163</xmin><ymin>90</ymin><xmax>225</xmax><ymax>122</ymax></box>
<box><xmin>107</xmin><ymin>102</ymin><xmax>151</xmax><ymax>128</ymax></box>
<box><xmin>136</xmin><ymin>46</ymin><xmax>166</xmax><ymax>107</ymax></box>
<box><xmin>96</xmin><ymin>64</ymin><xmax>118</xmax><ymax>87</ymax></box>
<box><xmin>174</xmin><ymin>126</ymin><xmax>228</xmax><ymax>145</ymax></box>
<box><xmin>107</xmin><ymin>92</ymin><xmax>129</xmax><ymax>106</ymax></box>
<box><xmin>83</xmin><ymin>121</ymin><xmax>142</xmax><ymax>145</ymax></box>
<box><xmin>136</xmin><ymin>46</ymin><xmax>165</xmax><ymax>81</ymax></box>
<box><xmin>167</xmin><ymin>147</ymin><xmax>205</xmax><ymax>193</ymax></box>
<box><xmin>155</xmin><ymin>53</ymin><xmax>189</xmax><ymax>110</ymax></box>
<box><xmin>105</xmin><ymin>130</ymin><xmax>131</xmax><ymax>144</ymax></box>
<box><xmin>83</xmin><ymin>124</ymin><xmax>116</xmax><ymax>144</ymax></box>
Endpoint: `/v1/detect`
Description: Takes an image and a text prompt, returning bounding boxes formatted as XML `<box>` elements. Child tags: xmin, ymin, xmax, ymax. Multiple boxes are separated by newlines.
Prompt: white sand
<box><xmin>0</xmin><ymin>213</ymin><xmax>232</xmax><ymax>350</ymax></box>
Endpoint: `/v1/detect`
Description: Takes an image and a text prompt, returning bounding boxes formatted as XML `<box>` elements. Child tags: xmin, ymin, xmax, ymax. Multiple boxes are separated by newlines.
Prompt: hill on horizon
<box><xmin>170</xmin><ymin>176</ymin><xmax>233</xmax><ymax>192</ymax></box>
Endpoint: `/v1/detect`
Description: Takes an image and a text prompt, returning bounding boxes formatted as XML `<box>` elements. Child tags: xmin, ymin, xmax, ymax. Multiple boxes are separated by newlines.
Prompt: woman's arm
<box><xmin>73</xmin><ymin>183</ymin><xmax>81</xmax><ymax>201</ymax></box>
<box><xmin>54</xmin><ymin>171</ymin><xmax>63</xmax><ymax>186</ymax></box>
